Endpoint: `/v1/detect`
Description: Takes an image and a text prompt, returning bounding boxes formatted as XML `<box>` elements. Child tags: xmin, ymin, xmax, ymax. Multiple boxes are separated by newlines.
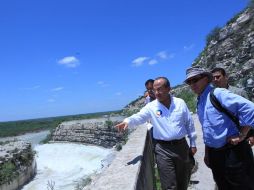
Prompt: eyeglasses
<box><xmin>186</xmin><ymin>75</ymin><xmax>204</xmax><ymax>85</ymax></box>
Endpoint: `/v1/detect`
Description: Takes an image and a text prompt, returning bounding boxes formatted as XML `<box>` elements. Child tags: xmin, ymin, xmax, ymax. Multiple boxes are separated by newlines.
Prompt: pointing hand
<box><xmin>115</xmin><ymin>122</ymin><xmax>128</xmax><ymax>133</ymax></box>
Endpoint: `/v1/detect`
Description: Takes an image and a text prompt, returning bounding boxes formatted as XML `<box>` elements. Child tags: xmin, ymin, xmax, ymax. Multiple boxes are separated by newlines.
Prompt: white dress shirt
<box><xmin>124</xmin><ymin>96</ymin><xmax>197</xmax><ymax>147</ymax></box>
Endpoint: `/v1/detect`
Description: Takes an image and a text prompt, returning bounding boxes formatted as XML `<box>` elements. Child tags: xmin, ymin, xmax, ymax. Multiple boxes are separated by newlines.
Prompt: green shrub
<box><xmin>115</xmin><ymin>143</ymin><xmax>122</xmax><ymax>151</ymax></box>
<box><xmin>206</xmin><ymin>26</ymin><xmax>221</xmax><ymax>45</ymax></box>
<box><xmin>0</xmin><ymin>161</ymin><xmax>17</xmax><ymax>185</ymax></box>
<box><xmin>175</xmin><ymin>89</ymin><xmax>197</xmax><ymax>113</ymax></box>
<box><xmin>248</xmin><ymin>0</ymin><xmax>254</xmax><ymax>8</ymax></box>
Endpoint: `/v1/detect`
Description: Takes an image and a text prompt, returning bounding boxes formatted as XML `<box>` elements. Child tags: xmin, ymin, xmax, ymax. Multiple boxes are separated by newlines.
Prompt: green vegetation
<box><xmin>124</xmin><ymin>96</ymin><xmax>143</xmax><ymax>108</ymax></box>
<box><xmin>0</xmin><ymin>110</ymin><xmax>122</xmax><ymax>137</ymax></box>
<box><xmin>175</xmin><ymin>89</ymin><xmax>197</xmax><ymax>113</ymax></box>
<box><xmin>226</xmin><ymin>10</ymin><xmax>245</xmax><ymax>25</ymax></box>
<box><xmin>40</xmin><ymin>129</ymin><xmax>55</xmax><ymax>144</ymax></box>
<box><xmin>0</xmin><ymin>161</ymin><xmax>17</xmax><ymax>185</ymax></box>
<box><xmin>122</xmin><ymin>108</ymin><xmax>141</xmax><ymax>117</ymax></box>
<box><xmin>249</xmin><ymin>0</ymin><xmax>254</xmax><ymax>8</ymax></box>
<box><xmin>155</xmin><ymin>167</ymin><xmax>162</xmax><ymax>190</ymax></box>
<box><xmin>206</xmin><ymin>26</ymin><xmax>221</xmax><ymax>45</ymax></box>
<box><xmin>0</xmin><ymin>143</ymin><xmax>36</xmax><ymax>185</ymax></box>
<box><xmin>47</xmin><ymin>180</ymin><xmax>55</xmax><ymax>190</ymax></box>
<box><xmin>74</xmin><ymin>172</ymin><xmax>98</xmax><ymax>190</ymax></box>
<box><xmin>192</xmin><ymin>47</ymin><xmax>207</xmax><ymax>66</ymax></box>
<box><xmin>0</xmin><ymin>149</ymin><xmax>35</xmax><ymax>185</ymax></box>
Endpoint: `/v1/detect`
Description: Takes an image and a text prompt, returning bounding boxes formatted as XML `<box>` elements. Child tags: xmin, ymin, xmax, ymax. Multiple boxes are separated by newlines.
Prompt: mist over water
<box><xmin>22</xmin><ymin>143</ymin><xmax>112</xmax><ymax>190</ymax></box>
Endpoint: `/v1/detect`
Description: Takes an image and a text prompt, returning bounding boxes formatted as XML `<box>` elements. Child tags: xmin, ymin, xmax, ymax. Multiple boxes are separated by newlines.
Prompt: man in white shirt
<box><xmin>116</xmin><ymin>77</ymin><xmax>197</xmax><ymax>190</ymax></box>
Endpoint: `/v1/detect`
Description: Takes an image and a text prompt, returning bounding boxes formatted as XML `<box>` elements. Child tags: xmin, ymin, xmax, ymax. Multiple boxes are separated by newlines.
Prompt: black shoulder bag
<box><xmin>210</xmin><ymin>88</ymin><xmax>253</xmax><ymax>138</ymax></box>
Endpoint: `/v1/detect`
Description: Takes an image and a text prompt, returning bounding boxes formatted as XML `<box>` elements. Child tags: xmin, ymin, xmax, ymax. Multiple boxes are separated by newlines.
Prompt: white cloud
<box><xmin>184</xmin><ymin>44</ymin><xmax>195</xmax><ymax>51</ymax></box>
<box><xmin>58</xmin><ymin>56</ymin><xmax>80</xmax><ymax>68</ymax></box>
<box><xmin>47</xmin><ymin>98</ymin><xmax>55</xmax><ymax>103</ymax></box>
<box><xmin>148</xmin><ymin>59</ymin><xmax>158</xmax><ymax>65</ymax></box>
<box><xmin>132</xmin><ymin>56</ymin><xmax>150</xmax><ymax>67</ymax></box>
<box><xmin>97</xmin><ymin>81</ymin><xmax>110</xmax><ymax>87</ymax></box>
<box><xmin>97</xmin><ymin>81</ymin><xmax>104</xmax><ymax>85</ymax></box>
<box><xmin>115</xmin><ymin>92</ymin><xmax>122</xmax><ymax>96</ymax></box>
<box><xmin>156</xmin><ymin>51</ymin><xmax>175</xmax><ymax>60</ymax></box>
<box><xmin>20</xmin><ymin>85</ymin><xmax>40</xmax><ymax>90</ymax></box>
<box><xmin>51</xmin><ymin>87</ymin><xmax>64</xmax><ymax>91</ymax></box>
<box><xmin>157</xmin><ymin>51</ymin><xmax>168</xmax><ymax>59</ymax></box>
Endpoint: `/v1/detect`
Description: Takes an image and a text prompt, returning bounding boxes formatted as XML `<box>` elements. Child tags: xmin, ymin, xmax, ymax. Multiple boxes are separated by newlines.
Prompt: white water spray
<box><xmin>22</xmin><ymin>143</ymin><xmax>112</xmax><ymax>190</ymax></box>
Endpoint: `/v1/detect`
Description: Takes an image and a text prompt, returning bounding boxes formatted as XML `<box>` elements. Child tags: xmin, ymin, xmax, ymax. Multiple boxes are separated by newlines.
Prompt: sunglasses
<box><xmin>186</xmin><ymin>75</ymin><xmax>204</xmax><ymax>85</ymax></box>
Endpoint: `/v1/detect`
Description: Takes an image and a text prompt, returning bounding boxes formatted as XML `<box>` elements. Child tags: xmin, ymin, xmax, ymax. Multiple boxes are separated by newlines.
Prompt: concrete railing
<box><xmin>83</xmin><ymin>124</ymin><xmax>155</xmax><ymax>190</ymax></box>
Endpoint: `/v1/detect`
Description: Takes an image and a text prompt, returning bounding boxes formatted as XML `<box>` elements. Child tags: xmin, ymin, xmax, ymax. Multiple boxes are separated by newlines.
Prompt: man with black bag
<box><xmin>211</xmin><ymin>67</ymin><xmax>254</xmax><ymax>146</ymax></box>
<box><xmin>185</xmin><ymin>66</ymin><xmax>254</xmax><ymax>190</ymax></box>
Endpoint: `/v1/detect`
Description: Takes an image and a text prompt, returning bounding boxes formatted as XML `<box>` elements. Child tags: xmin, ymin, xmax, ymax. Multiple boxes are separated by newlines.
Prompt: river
<box><xmin>0</xmin><ymin>131</ymin><xmax>113</xmax><ymax>190</ymax></box>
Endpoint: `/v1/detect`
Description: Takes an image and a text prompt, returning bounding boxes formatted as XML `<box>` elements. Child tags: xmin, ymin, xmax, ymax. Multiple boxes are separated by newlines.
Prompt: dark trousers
<box><xmin>208</xmin><ymin>141</ymin><xmax>254</xmax><ymax>190</ymax></box>
<box><xmin>155</xmin><ymin>138</ymin><xmax>192</xmax><ymax>190</ymax></box>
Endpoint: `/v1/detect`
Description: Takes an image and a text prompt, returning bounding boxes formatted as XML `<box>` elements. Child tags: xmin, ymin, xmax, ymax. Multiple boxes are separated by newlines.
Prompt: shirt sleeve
<box><xmin>124</xmin><ymin>105</ymin><xmax>151</xmax><ymax>129</ymax></box>
<box><xmin>182</xmin><ymin>100</ymin><xmax>197</xmax><ymax>147</ymax></box>
<box><xmin>214</xmin><ymin>88</ymin><xmax>254</xmax><ymax>128</ymax></box>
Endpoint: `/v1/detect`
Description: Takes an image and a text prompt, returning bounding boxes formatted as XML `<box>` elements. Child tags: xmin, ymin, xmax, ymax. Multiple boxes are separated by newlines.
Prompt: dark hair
<box><xmin>154</xmin><ymin>77</ymin><xmax>171</xmax><ymax>88</ymax></box>
<box><xmin>145</xmin><ymin>79</ymin><xmax>154</xmax><ymax>86</ymax></box>
<box><xmin>211</xmin><ymin>67</ymin><xmax>226</xmax><ymax>76</ymax></box>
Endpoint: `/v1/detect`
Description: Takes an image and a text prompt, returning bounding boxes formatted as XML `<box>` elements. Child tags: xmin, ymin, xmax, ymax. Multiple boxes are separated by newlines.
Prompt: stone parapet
<box><xmin>83</xmin><ymin>124</ymin><xmax>155</xmax><ymax>190</ymax></box>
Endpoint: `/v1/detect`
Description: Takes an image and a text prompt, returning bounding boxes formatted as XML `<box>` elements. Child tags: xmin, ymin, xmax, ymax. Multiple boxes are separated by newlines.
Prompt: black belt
<box><xmin>155</xmin><ymin>138</ymin><xmax>185</xmax><ymax>145</ymax></box>
<box><xmin>207</xmin><ymin>140</ymin><xmax>247</xmax><ymax>151</ymax></box>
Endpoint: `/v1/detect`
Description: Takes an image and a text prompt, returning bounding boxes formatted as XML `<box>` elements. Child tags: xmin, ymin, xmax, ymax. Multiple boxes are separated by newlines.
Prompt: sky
<box><xmin>0</xmin><ymin>0</ymin><xmax>250</xmax><ymax>122</ymax></box>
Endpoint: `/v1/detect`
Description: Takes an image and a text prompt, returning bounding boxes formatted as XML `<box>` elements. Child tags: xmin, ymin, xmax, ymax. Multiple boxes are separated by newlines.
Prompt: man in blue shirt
<box><xmin>185</xmin><ymin>66</ymin><xmax>254</xmax><ymax>190</ymax></box>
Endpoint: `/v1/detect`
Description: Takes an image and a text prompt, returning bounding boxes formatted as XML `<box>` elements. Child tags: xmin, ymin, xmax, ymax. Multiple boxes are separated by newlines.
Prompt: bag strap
<box><xmin>209</xmin><ymin>88</ymin><xmax>241</xmax><ymax>131</ymax></box>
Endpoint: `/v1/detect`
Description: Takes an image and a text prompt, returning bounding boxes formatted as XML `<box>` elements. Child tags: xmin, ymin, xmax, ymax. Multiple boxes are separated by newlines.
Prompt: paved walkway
<box><xmin>188</xmin><ymin>114</ymin><xmax>254</xmax><ymax>190</ymax></box>
<box><xmin>188</xmin><ymin>114</ymin><xmax>215</xmax><ymax>190</ymax></box>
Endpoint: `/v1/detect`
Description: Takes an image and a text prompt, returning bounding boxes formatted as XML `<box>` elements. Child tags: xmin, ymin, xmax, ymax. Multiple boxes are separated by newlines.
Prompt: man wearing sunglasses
<box><xmin>185</xmin><ymin>66</ymin><xmax>254</xmax><ymax>190</ymax></box>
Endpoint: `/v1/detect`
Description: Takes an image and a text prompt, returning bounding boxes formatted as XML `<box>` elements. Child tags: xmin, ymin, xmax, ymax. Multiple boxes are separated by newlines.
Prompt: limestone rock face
<box><xmin>51</xmin><ymin>116</ymin><xmax>126</xmax><ymax>148</ymax></box>
<box><xmin>192</xmin><ymin>5</ymin><xmax>254</xmax><ymax>100</ymax></box>
<box><xmin>0</xmin><ymin>141</ymin><xmax>36</xmax><ymax>190</ymax></box>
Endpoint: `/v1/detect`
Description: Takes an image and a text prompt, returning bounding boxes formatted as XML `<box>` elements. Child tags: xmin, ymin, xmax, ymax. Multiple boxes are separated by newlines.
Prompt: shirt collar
<box><xmin>198</xmin><ymin>84</ymin><xmax>213</xmax><ymax>100</ymax></box>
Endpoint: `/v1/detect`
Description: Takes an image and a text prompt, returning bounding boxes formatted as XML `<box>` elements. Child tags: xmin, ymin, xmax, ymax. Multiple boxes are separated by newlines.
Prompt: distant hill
<box><xmin>0</xmin><ymin>110</ymin><xmax>122</xmax><ymax>137</ymax></box>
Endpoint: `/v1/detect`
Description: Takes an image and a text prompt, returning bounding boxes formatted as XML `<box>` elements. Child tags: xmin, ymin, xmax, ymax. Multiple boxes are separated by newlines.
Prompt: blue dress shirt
<box><xmin>197</xmin><ymin>84</ymin><xmax>254</xmax><ymax>148</ymax></box>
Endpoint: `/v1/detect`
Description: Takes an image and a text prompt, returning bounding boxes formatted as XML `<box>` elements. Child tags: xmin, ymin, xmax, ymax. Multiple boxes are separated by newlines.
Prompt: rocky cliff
<box><xmin>52</xmin><ymin>116</ymin><xmax>127</xmax><ymax>148</ymax></box>
<box><xmin>0</xmin><ymin>141</ymin><xmax>36</xmax><ymax>190</ymax></box>
<box><xmin>123</xmin><ymin>4</ymin><xmax>254</xmax><ymax>114</ymax></box>
<box><xmin>192</xmin><ymin>3</ymin><xmax>254</xmax><ymax>100</ymax></box>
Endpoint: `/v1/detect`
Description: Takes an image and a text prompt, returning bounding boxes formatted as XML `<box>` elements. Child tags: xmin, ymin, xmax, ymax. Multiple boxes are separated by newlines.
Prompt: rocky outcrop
<box><xmin>52</xmin><ymin>116</ymin><xmax>127</xmax><ymax>148</ymax></box>
<box><xmin>0</xmin><ymin>141</ymin><xmax>36</xmax><ymax>190</ymax></box>
<box><xmin>122</xmin><ymin>96</ymin><xmax>145</xmax><ymax>116</ymax></box>
<box><xmin>192</xmin><ymin>4</ymin><xmax>254</xmax><ymax>100</ymax></box>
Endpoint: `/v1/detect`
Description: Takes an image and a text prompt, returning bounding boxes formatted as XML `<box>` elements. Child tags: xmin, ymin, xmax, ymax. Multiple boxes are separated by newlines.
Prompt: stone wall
<box><xmin>83</xmin><ymin>124</ymin><xmax>155</xmax><ymax>190</ymax></box>
<box><xmin>52</xmin><ymin>116</ymin><xmax>126</xmax><ymax>148</ymax></box>
<box><xmin>0</xmin><ymin>141</ymin><xmax>36</xmax><ymax>190</ymax></box>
